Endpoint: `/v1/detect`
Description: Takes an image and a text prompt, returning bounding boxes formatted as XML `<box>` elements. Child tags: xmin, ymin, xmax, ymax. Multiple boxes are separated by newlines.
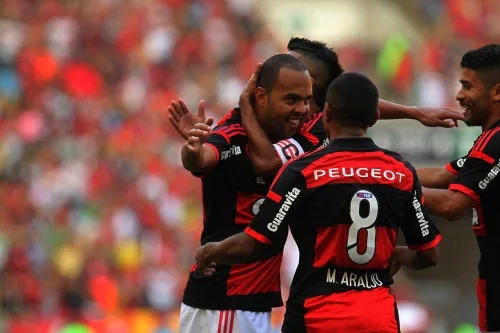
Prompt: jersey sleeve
<box><xmin>445</xmin><ymin>155</ymin><xmax>468</xmax><ymax>175</ymax></box>
<box><xmin>273</xmin><ymin>113</ymin><xmax>327</xmax><ymax>164</ymax></box>
<box><xmin>449</xmin><ymin>133</ymin><xmax>500</xmax><ymax>204</ymax></box>
<box><xmin>245</xmin><ymin>164</ymin><xmax>306</xmax><ymax>249</ymax></box>
<box><xmin>191</xmin><ymin>123</ymin><xmax>245</xmax><ymax>177</ymax></box>
<box><xmin>401</xmin><ymin>168</ymin><xmax>442</xmax><ymax>250</ymax></box>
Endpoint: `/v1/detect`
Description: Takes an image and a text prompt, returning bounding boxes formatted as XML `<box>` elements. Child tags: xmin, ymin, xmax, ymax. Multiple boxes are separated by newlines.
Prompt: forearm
<box><xmin>205</xmin><ymin>233</ymin><xmax>258</xmax><ymax>265</ymax></box>
<box><xmin>394</xmin><ymin>246</ymin><xmax>435</xmax><ymax>270</ymax></box>
<box><xmin>241</xmin><ymin>109</ymin><xmax>282</xmax><ymax>177</ymax></box>
<box><xmin>378</xmin><ymin>99</ymin><xmax>417</xmax><ymax>120</ymax></box>
<box><xmin>417</xmin><ymin>167</ymin><xmax>454</xmax><ymax>189</ymax></box>
<box><xmin>181</xmin><ymin>144</ymin><xmax>214</xmax><ymax>173</ymax></box>
<box><xmin>422</xmin><ymin>187</ymin><xmax>465</xmax><ymax>221</ymax></box>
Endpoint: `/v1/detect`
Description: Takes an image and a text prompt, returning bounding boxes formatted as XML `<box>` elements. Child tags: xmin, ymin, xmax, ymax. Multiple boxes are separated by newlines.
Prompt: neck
<box><xmin>328</xmin><ymin>126</ymin><xmax>367</xmax><ymax>141</ymax></box>
<box><xmin>482</xmin><ymin>112</ymin><xmax>500</xmax><ymax>131</ymax></box>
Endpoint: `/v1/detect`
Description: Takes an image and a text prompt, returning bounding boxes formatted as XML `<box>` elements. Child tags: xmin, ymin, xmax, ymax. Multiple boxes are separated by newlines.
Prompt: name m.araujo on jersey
<box><xmin>412</xmin><ymin>191</ymin><xmax>429</xmax><ymax>236</ymax></box>
<box><xmin>478</xmin><ymin>158</ymin><xmax>500</xmax><ymax>190</ymax></box>
<box><xmin>267</xmin><ymin>188</ymin><xmax>301</xmax><ymax>232</ymax></box>
<box><xmin>221</xmin><ymin>145</ymin><xmax>241</xmax><ymax>160</ymax></box>
<box><xmin>314</xmin><ymin>167</ymin><xmax>406</xmax><ymax>182</ymax></box>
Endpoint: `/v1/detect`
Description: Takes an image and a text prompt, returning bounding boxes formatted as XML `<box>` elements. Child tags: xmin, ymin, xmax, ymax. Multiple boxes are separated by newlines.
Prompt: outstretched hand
<box><xmin>168</xmin><ymin>99</ymin><xmax>214</xmax><ymax>139</ymax></box>
<box><xmin>413</xmin><ymin>107</ymin><xmax>464</xmax><ymax>128</ymax></box>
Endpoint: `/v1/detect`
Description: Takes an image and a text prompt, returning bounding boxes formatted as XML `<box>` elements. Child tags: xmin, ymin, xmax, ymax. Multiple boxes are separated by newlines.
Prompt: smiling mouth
<box><xmin>287</xmin><ymin>118</ymin><xmax>301</xmax><ymax>127</ymax></box>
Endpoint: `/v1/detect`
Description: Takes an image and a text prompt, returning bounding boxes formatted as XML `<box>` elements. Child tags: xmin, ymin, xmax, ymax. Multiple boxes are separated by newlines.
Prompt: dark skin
<box><xmin>422</xmin><ymin>68</ymin><xmax>500</xmax><ymax>221</ymax></box>
<box><xmin>196</xmin><ymin>99</ymin><xmax>439</xmax><ymax>277</ymax></box>
<box><xmin>234</xmin><ymin>52</ymin><xmax>464</xmax><ymax>178</ymax></box>
<box><xmin>181</xmin><ymin>67</ymin><xmax>312</xmax><ymax>174</ymax></box>
<box><xmin>168</xmin><ymin>57</ymin><xmax>465</xmax><ymax>173</ymax></box>
<box><xmin>416</xmin><ymin>166</ymin><xmax>456</xmax><ymax>189</ymax></box>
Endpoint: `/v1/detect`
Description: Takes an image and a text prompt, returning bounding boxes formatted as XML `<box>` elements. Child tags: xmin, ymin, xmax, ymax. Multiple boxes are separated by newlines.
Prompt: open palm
<box><xmin>168</xmin><ymin>99</ymin><xmax>210</xmax><ymax>140</ymax></box>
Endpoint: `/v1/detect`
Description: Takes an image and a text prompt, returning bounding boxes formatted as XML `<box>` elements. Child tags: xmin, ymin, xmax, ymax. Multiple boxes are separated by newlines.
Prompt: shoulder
<box><xmin>211</xmin><ymin>111</ymin><xmax>246</xmax><ymax>144</ymax></box>
<box><xmin>299</xmin><ymin>112</ymin><xmax>323</xmax><ymax>133</ymax></box>
<box><xmin>472</xmin><ymin>127</ymin><xmax>500</xmax><ymax>157</ymax></box>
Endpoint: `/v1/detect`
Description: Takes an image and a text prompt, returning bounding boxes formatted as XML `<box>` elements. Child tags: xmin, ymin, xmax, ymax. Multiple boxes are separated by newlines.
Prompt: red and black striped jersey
<box><xmin>273</xmin><ymin>112</ymin><xmax>328</xmax><ymax>163</ymax></box>
<box><xmin>245</xmin><ymin>137</ymin><xmax>441</xmax><ymax>318</ymax></box>
<box><xmin>446</xmin><ymin>120</ymin><xmax>500</xmax><ymax>331</ymax></box>
<box><xmin>182</xmin><ymin>108</ymin><xmax>284</xmax><ymax>312</ymax></box>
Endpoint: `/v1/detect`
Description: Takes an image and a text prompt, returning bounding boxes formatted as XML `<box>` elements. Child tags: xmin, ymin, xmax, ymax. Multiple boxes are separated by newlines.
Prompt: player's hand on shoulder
<box><xmin>413</xmin><ymin>106</ymin><xmax>465</xmax><ymax>128</ymax></box>
<box><xmin>168</xmin><ymin>98</ymin><xmax>212</xmax><ymax>139</ymax></box>
<box><xmin>195</xmin><ymin>244</ymin><xmax>216</xmax><ymax>277</ymax></box>
<box><xmin>239</xmin><ymin>63</ymin><xmax>262</xmax><ymax>116</ymax></box>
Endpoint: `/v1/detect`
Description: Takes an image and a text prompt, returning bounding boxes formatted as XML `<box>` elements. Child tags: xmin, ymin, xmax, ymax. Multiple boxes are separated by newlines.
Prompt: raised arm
<box><xmin>168</xmin><ymin>98</ymin><xmax>212</xmax><ymax>140</ymax></box>
<box><xmin>377</xmin><ymin>99</ymin><xmax>464</xmax><ymax>127</ymax></box>
<box><xmin>181</xmin><ymin>123</ymin><xmax>218</xmax><ymax>173</ymax></box>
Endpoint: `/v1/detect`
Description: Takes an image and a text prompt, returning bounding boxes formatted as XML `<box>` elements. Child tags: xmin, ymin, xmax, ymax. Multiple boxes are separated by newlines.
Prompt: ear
<box><xmin>492</xmin><ymin>83</ymin><xmax>500</xmax><ymax>102</ymax></box>
<box><xmin>310</xmin><ymin>77</ymin><xmax>315</xmax><ymax>86</ymax></box>
<box><xmin>254</xmin><ymin>87</ymin><xmax>268</xmax><ymax>107</ymax></box>
<box><xmin>322</xmin><ymin>103</ymin><xmax>332</xmax><ymax>122</ymax></box>
<box><xmin>369</xmin><ymin>110</ymin><xmax>380</xmax><ymax>128</ymax></box>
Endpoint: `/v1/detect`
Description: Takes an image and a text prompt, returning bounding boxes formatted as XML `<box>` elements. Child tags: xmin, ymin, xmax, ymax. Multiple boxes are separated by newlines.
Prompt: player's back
<box><xmin>275</xmin><ymin>137</ymin><xmax>438</xmax><ymax>310</ymax></box>
<box><xmin>183</xmin><ymin>109</ymin><xmax>284</xmax><ymax>312</ymax></box>
<box><xmin>287</xmin><ymin>138</ymin><xmax>412</xmax><ymax>294</ymax></box>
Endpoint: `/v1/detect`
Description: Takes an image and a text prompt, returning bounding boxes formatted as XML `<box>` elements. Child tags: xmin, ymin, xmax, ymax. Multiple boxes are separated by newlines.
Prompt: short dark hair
<box><xmin>460</xmin><ymin>44</ymin><xmax>500</xmax><ymax>87</ymax></box>
<box><xmin>288</xmin><ymin>37</ymin><xmax>344</xmax><ymax>108</ymax></box>
<box><xmin>326</xmin><ymin>72</ymin><xmax>379</xmax><ymax>127</ymax></box>
<box><xmin>256</xmin><ymin>54</ymin><xmax>308</xmax><ymax>93</ymax></box>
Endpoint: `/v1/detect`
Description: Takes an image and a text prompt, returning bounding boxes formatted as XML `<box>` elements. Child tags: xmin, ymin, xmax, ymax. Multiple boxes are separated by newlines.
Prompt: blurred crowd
<box><xmin>0</xmin><ymin>0</ymin><xmax>498</xmax><ymax>332</ymax></box>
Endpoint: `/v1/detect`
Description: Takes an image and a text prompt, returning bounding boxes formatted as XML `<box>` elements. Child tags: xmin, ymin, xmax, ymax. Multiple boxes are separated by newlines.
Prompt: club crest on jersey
<box><xmin>221</xmin><ymin>145</ymin><xmax>241</xmax><ymax>160</ymax></box>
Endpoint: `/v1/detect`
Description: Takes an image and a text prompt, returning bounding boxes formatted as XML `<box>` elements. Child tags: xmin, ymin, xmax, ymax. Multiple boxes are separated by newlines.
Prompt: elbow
<box><xmin>439</xmin><ymin>203</ymin><xmax>463</xmax><ymax>221</ymax></box>
<box><xmin>181</xmin><ymin>158</ymin><xmax>195</xmax><ymax>173</ymax></box>
<box><xmin>416</xmin><ymin>248</ymin><xmax>439</xmax><ymax>269</ymax></box>
<box><xmin>422</xmin><ymin>254</ymin><xmax>439</xmax><ymax>268</ymax></box>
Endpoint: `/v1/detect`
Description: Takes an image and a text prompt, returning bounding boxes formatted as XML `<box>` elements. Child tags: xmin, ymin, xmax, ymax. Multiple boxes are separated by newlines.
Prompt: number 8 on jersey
<box><xmin>347</xmin><ymin>190</ymin><xmax>378</xmax><ymax>264</ymax></box>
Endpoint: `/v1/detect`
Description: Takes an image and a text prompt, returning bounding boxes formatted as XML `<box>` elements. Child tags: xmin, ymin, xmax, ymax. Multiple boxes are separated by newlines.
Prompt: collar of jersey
<box><xmin>329</xmin><ymin>137</ymin><xmax>376</xmax><ymax>147</ymax></box>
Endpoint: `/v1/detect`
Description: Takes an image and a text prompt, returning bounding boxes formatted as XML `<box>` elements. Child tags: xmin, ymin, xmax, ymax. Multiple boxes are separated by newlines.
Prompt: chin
<box><xmin>464</xmin><ymin>117</ymin><xmax>478</xmax><ymax>127</ymax></box>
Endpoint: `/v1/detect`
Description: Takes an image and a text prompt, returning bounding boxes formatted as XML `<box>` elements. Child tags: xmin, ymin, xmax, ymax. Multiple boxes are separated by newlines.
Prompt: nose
<box><xmin>294</xmin><ymin>101</ymin><xmax>308</xmax><ymax>115</ymax></box>
<box><xmin>456</xmin><ymin>88</ymin><xmax>465</xmax><ymax>102</ymax></box>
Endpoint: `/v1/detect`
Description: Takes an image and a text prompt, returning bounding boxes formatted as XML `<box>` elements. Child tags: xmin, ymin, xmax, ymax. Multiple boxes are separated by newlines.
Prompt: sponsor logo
<box><xmin>313</xmin><ymin>168</ymin><xmax>406</xmax><ymax>183</ymax></box>
<box><xmin>412</xmin><ymin>191</ymin><xmax>429</xmax><ymax>236</ymax></box>
<box><xmin>326</xmin><ymin>268</ymin><xmax>383</xmax><ymax>289</ymax></box>
<box><xmin>457</xmin><ymin>158</ymin><xmax>467</xmax><ymax>168</ymax></box>
<box><xmin>478</xmin><ymin>159</ymin><xmax>500</xmax><ymax>190</ymax></box>
<box><xmin>221</xmin><ymin>145</ymin><xmax>241</xmax><ymax>160</ymax></box>
<box><xmin>267</xmin><ymin>188</ymin><xmax>301</xmax><ymax>232</ymax></box>
<box><xmin>256</xmin><ymin>177</ymin><xmax>265</xmax><ymax>184</ymax></box>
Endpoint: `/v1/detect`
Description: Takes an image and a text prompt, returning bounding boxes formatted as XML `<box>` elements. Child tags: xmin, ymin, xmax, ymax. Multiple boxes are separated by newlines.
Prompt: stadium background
<box><xmin>0</xmin><ymin>0</ymin><xmax>496</xmax><ymax>332</ymax></box>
